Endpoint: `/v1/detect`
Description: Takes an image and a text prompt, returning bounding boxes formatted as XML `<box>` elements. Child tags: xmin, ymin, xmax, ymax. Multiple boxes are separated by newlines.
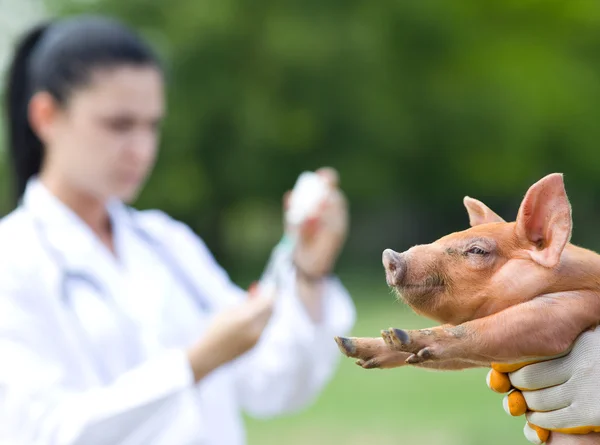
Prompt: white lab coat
<box><xmin>0</xmin><ymin>179</ymin><xmax>356</xmax><ymax>445</ymax></box>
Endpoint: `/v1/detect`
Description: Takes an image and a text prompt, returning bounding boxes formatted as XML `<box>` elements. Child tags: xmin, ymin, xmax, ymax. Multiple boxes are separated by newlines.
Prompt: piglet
<box><xmin>335</xmin><ymin>173</ymin><xmax>600</xmax><ymax>444</ymax></box>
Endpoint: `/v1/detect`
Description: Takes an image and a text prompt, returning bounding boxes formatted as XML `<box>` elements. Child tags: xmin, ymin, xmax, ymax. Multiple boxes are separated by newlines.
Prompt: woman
<box><xmin>0</xmin><ymin>15</ymin><xmax>356</xmax><ymax>445</ymax></box>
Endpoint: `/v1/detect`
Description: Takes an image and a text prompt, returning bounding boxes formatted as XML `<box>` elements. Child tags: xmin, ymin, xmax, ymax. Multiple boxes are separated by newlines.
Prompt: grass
<box><xmin>243</xmin><ymin>276</ymin><xmax>530</xmax><ymax>445</ymax></box>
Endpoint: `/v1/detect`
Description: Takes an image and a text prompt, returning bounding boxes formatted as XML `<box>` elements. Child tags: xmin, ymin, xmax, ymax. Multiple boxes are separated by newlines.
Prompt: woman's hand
<box><xmin>187</xmin><ymin>284</ymin><xmax>276</xmax><ymax>382</ymax></box>
<box><xmin>289</xmin><ymin>167</ymin><xmax>349</xmax><ymax>281</ymax></box>
<box><xmin>286</xmin><ymin>167</ymin><xmax>349</xmax><ymax>322</ymax></box>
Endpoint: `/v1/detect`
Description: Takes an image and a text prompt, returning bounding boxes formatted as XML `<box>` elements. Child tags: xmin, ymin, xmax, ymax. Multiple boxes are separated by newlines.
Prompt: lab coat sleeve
<box><xmin>0</xmin><ymin>273</ymin><xmax>199</xmax><ymax>445</ymax></box>
<box><xmin>233</xmin><ymin>263</ymin><xmax>356</xmax><ymax>418</ymax></box>
<box><xmin>137</xmin><ymin>209</ymin><xmax>356</xmax><ymax>417</ymax></box>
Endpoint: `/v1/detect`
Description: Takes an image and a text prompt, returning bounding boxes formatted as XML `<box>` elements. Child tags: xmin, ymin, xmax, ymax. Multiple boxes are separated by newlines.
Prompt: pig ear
<box><xmin>515</xmin><ymin>173</ymin><xmax>572</xmax><ymax>268</ymax></box>
<box><xmin>463</xmin><ymin>196</ymin><xmax>505</xmax><ymax>226</ymax></box>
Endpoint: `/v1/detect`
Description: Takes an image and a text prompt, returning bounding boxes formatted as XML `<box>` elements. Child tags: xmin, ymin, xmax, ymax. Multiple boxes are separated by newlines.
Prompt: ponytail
<box><xmin>4</xmin><ymin>23</ymin><xmax>51</xmax><ymax>206</ymax></box>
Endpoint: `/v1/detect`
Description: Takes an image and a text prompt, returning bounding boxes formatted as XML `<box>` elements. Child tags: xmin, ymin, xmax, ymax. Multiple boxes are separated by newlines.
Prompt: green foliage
<box><xmin>3</xmin><ymin>0</ymin><xmax>600</xmax><ymax>277</ymax></box>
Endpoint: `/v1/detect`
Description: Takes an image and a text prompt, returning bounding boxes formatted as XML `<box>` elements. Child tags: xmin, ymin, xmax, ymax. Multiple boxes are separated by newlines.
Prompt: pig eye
<box><xmin>466</xmin><ymin>246</ymin><xmax>488</xmax><ymax>255</ymax></box>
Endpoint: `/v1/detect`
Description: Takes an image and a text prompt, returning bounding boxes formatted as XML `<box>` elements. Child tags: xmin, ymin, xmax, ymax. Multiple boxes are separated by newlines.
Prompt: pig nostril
<box><xmin>382</xmin><ymin>248</ymin><xmax>406</xmax><ymax>285</ymax></box>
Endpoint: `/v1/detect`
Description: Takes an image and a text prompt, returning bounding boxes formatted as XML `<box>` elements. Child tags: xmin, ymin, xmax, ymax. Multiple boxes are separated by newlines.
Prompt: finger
<box><xmin>313</xmin><ymin>192</ymin><xmax>349</xmax><ymax>237</ymax></box>
<box><xmin>315</xmin><ymin>167</ymin><xmax>339</xmax><ymax>188</ymax></box>
<box><xmin>248</xmin><ymin>281</ymin><xmax>259</xmax><ymax>297</ymax></box>
<box><xmin>522</xmin><ymin>385</ymin><xmax>572</xmax><ymax>413</ymax></box>
<box><xmin>487</xmin><ymin>369</ymin><xmax>512</xmax><ymax>393</ymax></box>
<box><xmin>509</xmin><ymin>357</ymin><xmax>571</xmax><ymax>391</ymax></box>
<box><xmin>527</xmin><ymin>406</ymin><xmax>580</xmax><ymax>431</ymax></box>
<box><xmin>316</xmin><ymin>193</ymin><xmax>331</xmax><ymax>214</ymax></box>
<box><xmin>503</xmin><ymin>390</ymin><xmax>528</xmax><ymax>417</ymax></box>
<box><xmin>524</xmin><ymin>422</ymin><xmax>549</xmax><ymax>444</ymax></box>
<box><xmin>283</xmin><ymin>190</ymin><xmax>292</xmax><ymax>211</ymax></box>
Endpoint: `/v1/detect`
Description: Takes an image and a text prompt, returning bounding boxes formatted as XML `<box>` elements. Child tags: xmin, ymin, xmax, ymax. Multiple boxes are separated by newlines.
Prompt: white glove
<box><xmin>506</xmin><ymin>328</ymin><xmax>600</xmax><ymax>444</ymax></box>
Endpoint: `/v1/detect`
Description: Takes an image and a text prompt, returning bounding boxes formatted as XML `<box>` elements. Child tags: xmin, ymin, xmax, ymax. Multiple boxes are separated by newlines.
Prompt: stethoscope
<box><xmin>28</xmin><ymin>206</ymin><xmax>212</xmax><ymax>382</ymax></box>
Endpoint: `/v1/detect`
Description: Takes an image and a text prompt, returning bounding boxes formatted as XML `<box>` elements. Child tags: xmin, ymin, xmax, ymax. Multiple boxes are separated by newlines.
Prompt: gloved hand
<box><xmin>486</xmin><ymin>328</ymin><xmax>600</xmax><ymax>444</ymax></box>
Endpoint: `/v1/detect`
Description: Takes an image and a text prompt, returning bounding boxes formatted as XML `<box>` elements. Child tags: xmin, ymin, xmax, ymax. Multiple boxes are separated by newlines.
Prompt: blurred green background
<box><xmin>2</xmin><ymin>0</ymin><xmax>600</xmax><ymax>443</ymax></box>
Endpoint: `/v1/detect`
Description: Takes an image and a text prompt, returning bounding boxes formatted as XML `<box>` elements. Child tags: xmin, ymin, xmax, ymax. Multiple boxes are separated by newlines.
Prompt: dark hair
<box><xmin>3</xmin><ymin>15</ymin><xmax>162</xmax><ymax>205</ymax></box>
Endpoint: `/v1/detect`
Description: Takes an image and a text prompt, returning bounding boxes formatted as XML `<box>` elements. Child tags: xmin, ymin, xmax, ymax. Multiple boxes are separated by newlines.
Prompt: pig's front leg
<box><xmin>383</xmin><ymin>325</ymin><xmax>479</xmax><ymax>365</ymax></box>
<box><xmin>383</xmin><ymin>291</ymin><xmax>600</xmax><ymax>365</ymax></box>
<box><xmin>335</xmin><ymin>336</ymin><xmax>410</xmax><ymax>369</ymax></box>
<box><xmin>335</xmin><ymin>333</ymin><xmax>481</xmax><ymax>370</ymax></box>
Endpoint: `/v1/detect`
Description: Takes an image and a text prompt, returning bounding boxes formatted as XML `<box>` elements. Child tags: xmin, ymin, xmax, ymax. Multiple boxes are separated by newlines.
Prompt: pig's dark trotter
<box><xmin>385</xmin><ymin>327</ymin><xmax>417</xmax><ymax>351</ymax></box>
<box><xmin>356</xmin><ymin>358</ymin><xmax>381</xmax><ymax>369</ymax></box>
<box><xmin>392</xmin><ymin>328</ymin><xmax>410</xmax><ymax>344</ymax></box>
<box><xmin>406</xmin><ymin>347</ymin><xmax>434</xmax><ymax>364</ymax></box>
<box><xmin>334</xmin><ymin>336</ymin><xmax>356</xmax><ymax>355</ymax></box>
<box><xmin>383</xmin><ymin>326</ymin><xmax>456</xmax><ymax>360</ymax></box>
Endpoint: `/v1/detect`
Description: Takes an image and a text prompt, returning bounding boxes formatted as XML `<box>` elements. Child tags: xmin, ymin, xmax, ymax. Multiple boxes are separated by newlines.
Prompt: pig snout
<box><xmin>382</xmin><ymin>249</ymin><xmax>406</xmax><ymax>286</ymax></box>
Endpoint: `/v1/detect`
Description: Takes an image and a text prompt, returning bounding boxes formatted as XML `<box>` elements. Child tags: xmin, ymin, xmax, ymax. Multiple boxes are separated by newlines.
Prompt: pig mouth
<box><xmin>390</xmin><ymin>275</ymin><xmax>445</xmax><ymax>304</ymax></box>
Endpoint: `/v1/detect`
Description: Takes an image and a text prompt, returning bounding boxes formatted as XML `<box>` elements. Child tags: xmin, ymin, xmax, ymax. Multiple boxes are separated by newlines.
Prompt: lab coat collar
<box><xmin>21</xmin><ymin>177</ymin><xmax>130</xmax><ymax>281</ymax></box>
<box><xmin>22</xmin><ymin>176</ymin><xmax>130</xmax><ymax>227</ymax></box>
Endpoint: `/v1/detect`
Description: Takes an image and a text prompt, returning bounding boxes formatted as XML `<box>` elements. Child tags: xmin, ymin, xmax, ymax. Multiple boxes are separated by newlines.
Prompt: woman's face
<box><xmin>37</xmin><ymin>65</ymin><xmax>165</xmax><ymax>203</ymax></box>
